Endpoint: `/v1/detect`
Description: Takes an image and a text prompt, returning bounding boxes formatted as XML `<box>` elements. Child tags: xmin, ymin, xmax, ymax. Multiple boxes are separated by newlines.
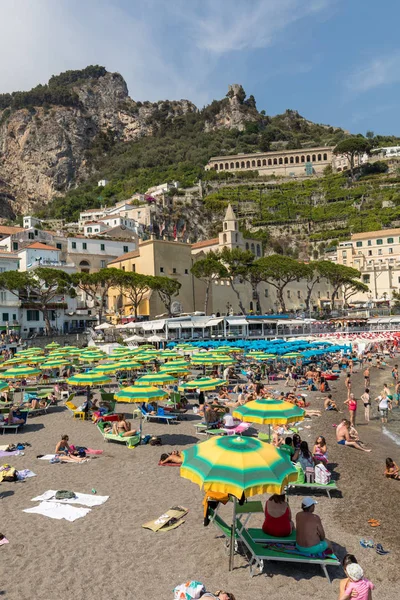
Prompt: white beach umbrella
<box><xmin>94</xmin><ymin>322</ymin><xmax>113</xmax><ymax>330</ymax></box>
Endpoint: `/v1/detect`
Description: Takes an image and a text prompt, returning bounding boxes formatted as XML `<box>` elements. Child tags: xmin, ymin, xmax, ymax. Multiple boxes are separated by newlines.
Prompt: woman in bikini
<box><xmin>55</xmin><ymin>435</ymin><xmax>87</xmax><ymax>463</ymax></box>
<box><xmin>112</xmin><ymin>414</ymin><xmax>139</xmax><ymax>437</ymax></box>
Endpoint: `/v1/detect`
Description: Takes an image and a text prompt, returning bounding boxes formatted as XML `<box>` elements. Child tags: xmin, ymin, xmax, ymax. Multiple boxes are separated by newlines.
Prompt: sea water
<box><xmin>383</xmin><ymin>407</ymin><xmax>400</xmax><ymax>446</ymax></box>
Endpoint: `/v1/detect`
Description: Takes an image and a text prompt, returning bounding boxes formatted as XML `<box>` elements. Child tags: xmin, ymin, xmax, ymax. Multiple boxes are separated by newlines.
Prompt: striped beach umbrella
<box><xmin>67</xmin><ymin>372</ymin><xmax>111</xmax><ymax>387</ymax></box>
<box><xmin>18</xmin><ymin>356</ymin><xmax>44</xmax><ymax>365</ymax></box>
<box><xmin>114</xmin><ymin>360</ymin><xmax>142</xmax><ymax>371</ymax></box>
<box><xmin>179</xmin><ymin>377</ymin><xmax>226</xmax><ymax>391</ymax></box>
<box><xmin>159</xmin><ymin>364</ymin><xmax>190</xmax><ymax>375</ymax></box>
<box><xmin>40</xmin><ymin>360</ymin><xmax>71</xmax><ymax>370</ymax></box>
<box><xmin>180</xmin><ymin>435</ymin><xmax>298</xmax><ymax>570</ymax></box>
<box><xmin>0</xmin><ymin>381</ymin><xmax>9</xmax><ymax>391</ymax></box>
<box><xmin>92</xmin><ymin>363</ymin><xmax>120</xmax><ymax>374</ymax></box>
<box><xmin>135</xmin><ymin>373</ymin><xmax>177</xmax><ymax>386</ymax></box>
<box><xmin>232</xmin><ymin>398</ymin><xmax>305</xmax><ymax>426</ymax></box>
<box><xmin>1</xmin><ymin>357</ymin><xmax>27</xmax><ymax>366</ymax></box>
<box><xmin>2</xmin><ymin>366</ymin><xmax>41</xmax><ymax>379</ymax></box>
<box><xmin>114</xmin><ymin>385</ymin><xmax>168</xmax><ymax>402</ymax></box>
<box><xmin>45</xmin><ymin>342</ymin><xmax>60</xmax><ymax>349</ymax></box>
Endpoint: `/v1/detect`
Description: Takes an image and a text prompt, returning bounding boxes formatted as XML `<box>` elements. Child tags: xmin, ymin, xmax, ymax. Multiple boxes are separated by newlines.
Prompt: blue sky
<box><xmin>2</xmin><ymin>0</ymin><xmax>400</xmax><ymax>135</ymax></box>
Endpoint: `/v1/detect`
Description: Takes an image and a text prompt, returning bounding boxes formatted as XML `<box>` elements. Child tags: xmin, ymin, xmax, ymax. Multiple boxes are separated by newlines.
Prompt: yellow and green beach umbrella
<box><xmin>114</xmin><ymin>385</ymin><xmax>168</xmax><ymax>403</ymax></box>
<box><xmin>135</xmin><ymin>373</ymin><xmax>177</xmax><ymax>386</ymax></box>
<box><xmin>67</xmin><ymin>372</ymin><xmax>111</xmax><ymax>387</ymax></box>
<box><xmin>0</xmin><ymin>381</ymin><xmax>9</xmax><ymax>391</ymax></box>
<box><xmin>40</xmin><ymin>360</ymin><xmax>71</xmax><ymax>370</ymax></box>
<box><xmin>233</xmin><ymin>398</ymin><xmax>305</xmax><ymax>426</ymax></box>
<box><xmin>179</xmin><ymin>377</ymin><xmax>226</xmax><ymax>391</ymax></box>
<box><xmin>2</xmin><ymin>365</ymin><xmax>41</xmax><ymax>379</ymax></box>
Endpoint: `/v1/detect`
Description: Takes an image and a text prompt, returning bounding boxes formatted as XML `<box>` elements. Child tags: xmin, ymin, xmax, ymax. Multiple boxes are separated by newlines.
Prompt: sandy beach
<box><xmin>1</xmin><ymin>363</ymin><xmax>400</xmax><ymax>600</ymax></box>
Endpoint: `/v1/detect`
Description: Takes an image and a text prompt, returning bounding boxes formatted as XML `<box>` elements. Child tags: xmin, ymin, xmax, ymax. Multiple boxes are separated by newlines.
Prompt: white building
<box><xmin>17</xmin><ymin>242</ymin><xmax>76</xmax><ymax>274</ymax></box>
<box><xmin>0</xmin><ymin>253</ymin><xmax>21</xmax><ymax>334</ymax></box>
<box><xmin>23</xmin><ymin>216</ymin><xmax>42</xmax><ymax>229</ymax></box>
<box><xmin>67</xmin><ymin>236</ymin><xmax>135</xmax><ymax>273</ymax></box>
<box><xmin>98</xmin><ymin>179</ymin><xmax>109</xmax><ymax>187</ymax></box>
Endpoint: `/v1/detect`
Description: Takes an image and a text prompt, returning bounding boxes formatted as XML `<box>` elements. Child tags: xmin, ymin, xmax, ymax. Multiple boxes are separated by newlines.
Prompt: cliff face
<box><xmin>0</xmin><ymin>71</ymin><xmax>196</xmax><ymax>214</ymax></box>
<box><xmin>204</xmin><ymin>84</ymin><xmax>260</xmax><ymax>132</ymax></box>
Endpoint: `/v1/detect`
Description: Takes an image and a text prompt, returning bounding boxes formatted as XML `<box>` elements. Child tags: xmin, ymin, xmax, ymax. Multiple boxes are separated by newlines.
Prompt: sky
<box><xmin>1</xmin><ymin>0</ymin><xmax>400</xmax><ymax>135</ymax></box>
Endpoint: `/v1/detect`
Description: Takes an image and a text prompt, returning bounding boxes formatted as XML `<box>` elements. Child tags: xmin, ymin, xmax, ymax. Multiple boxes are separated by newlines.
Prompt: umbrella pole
<box><xmin>229</xmin><ymin>495</ymin><xmax>237</xmax><ymax>571</ymax></box>
<box><xmin>268</xmin><ymin>423</ymin><xmax>271</xmax><ymax>443</ymax></box>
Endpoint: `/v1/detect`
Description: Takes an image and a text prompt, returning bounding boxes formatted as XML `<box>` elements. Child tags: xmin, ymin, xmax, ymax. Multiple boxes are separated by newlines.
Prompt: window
<box><xmin>160</xmin><ymin>267</ymin><xmax>164</xmax><ymax>273</ymax></box>
<box><xmin>368</xmin><ymin>250</ymin><xmax>372</xmax><ymax>256</ymax></box>
<box><xmin>378</xmin><ymin>249</ymin><xmax>382</xmax><ymax>255</ymax></box>
<box><xmin>2</xmin><ymin>313</ymin><xmax>8</xmax><ymax>322</ymax></box>
<box><xmin>100</xmin><ymin>260</ymin><xmax>106</xmax><ymax>268</ymax></box>
<box><xmin>362</xmin><ymin>274</ymin><xmax>370</xmax><ymax>283</ymax></box>
<box><xmin>12</xmin><ymin>242</ymin><xmax>18</xmax><ymax>251</ymax></box>
<box><xmin>327</xmin><ymin>291</ymin><xmax>330</xmax><ymax>299</ymax></box>
<box><xmin>12</xmin><ymin>314</ymin><xmax>16</xmax><ymax>321</ymax></box>
<box><xmin>389</xmin><ymin>247</ymin><xmax>393</xmax><ymax>254</ymax></box>
<box><xmin>264</xmin><ymin>289</ymin><xmax>268</xmax><ymax>297</ymax></box>
<box><xmin>100</xmin><ymin>244</ymin><xmax>105</xmax><ymax>251</ymax></box>
<box><xmin>28</xmin><ymin>232</ymin><xmax>34</xmax><ymax>240</ymax></box>
<box><xmin>82</xmin><ymin>242</ymin><xmax>87</xmax><ymax>250</ymax></box>
<box><xmin>0</xmin><ymin>292</ymin><xmax>6</xmax><ymax>302</ymax></box>
<box><xmin>173</xmin><ymin>268</ymin><xmax>177</xmax><ymax>274</ymax></box>
<box><xmin>356</xmin><ymin>241</ymin><xmax>362</xmax><ymax>247</ymax></box>
<box><xmin>297</xmin><ymin>290</ymin><xmax>301</xmax><ymax>299</ymax></box>
<box><xmin>387</xmin><ymin>238</ymin><xmax>394</xmax><ymax>244</ymax></box>
<box><xmin>287</xmin><ymin>290</ymin><xmax>291</xmax><ymax>299</ymax></box>
<box><xmin>72</xmin><ymin>242</ymin><xmax>76</xmax><ymax>249</ymax></box>
<box><xmin>376</xmin><ymin>239</ymin><xmax>383</xmax><ymax>245</ymax></box>
<box><xmin>56</xmin><ymin>243</ymin><xmax>62</xmax><ymax>250</ymax></box>
<box><xmin>132</xmin><ymin>264</ymin><xmax>136</xmax><ymax>272</ymax></box>
<box><xmin>27</xmin><ymin>310</ymin><xmax>40</xmax><ymax>321</ymax></box>
<box><xmin>317</xmin><ymin>291</ymin><xmax>321</xmax><ymax>299</ymax></box>
<box><xmin>184</xmin><ymin>269</ymin><xmax>188</xmax><ymax>275</ymax></box>
<box><xmin>367</xmin><ymin>240</ymin><xmax>372</xmax><ymax>246</ymax></box>
<box><xmin>342</xmin><ymin>250</ymin><xmax>347</xmax><ymax>257</ymax></box>
<box><xmin>123</xmin><ymin>246</ymin><xmax>129</xmax><ymax>253</ymax></box>
<box><xmin>87</xmin><ymin>227</ymin><xmax>92</xmax><ymax>234</ymax></box>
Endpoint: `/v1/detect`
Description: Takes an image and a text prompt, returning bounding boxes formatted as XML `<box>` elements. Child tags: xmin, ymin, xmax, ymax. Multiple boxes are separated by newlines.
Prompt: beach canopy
<box><xmin>233</xmin><ymin>398</ymin><xmax>305</xmax><ymax>426</ymax></box>
<box><xmin>181</xmin><ymin>435</ymin><xmax>298</xmax><ymax>498</ymax></box>
<box><xmin>45</xmin><ymin>342</ymin><xmax>61</xmax><ymax>349</ymax></box>
<box><xmin>0</xmin><ymin>381</ymin><xmax>9</xmax><ymax>391</ymax></box>
<box><xmin>135</xmin><ymin>373</ymin><xmax>177</xmax><ymax>386</ymax></box>
<box><xmin>114</xmin><ymin>385</ymin><xmax>168</xmax><ymax>403</ymax></box>
<box><xmin>92</xmin><ymin>363</ymin><xmax>120</xmax><ymax>374</ymax></box>
<box><xmin>67</xmin><ymin>372</ymin><xmax>111</xmax><ymax>387</ymax></box>
<box><xmin>179</xmin><ymin>377</ymin><xmax>226</xmax><ymax>391</ymax></box>
<box><xmin>40</xmin><ymin>360</ymin><xmax>71</xmax><ymax>370</ymax></box>
<box><xmin>2</xmin><ymin>366</ymin><xmax>41</xmax><ymax>379</ymax></box>
<box><xmin>114</xmin><ymin>360</ymin><xmax>142</xmax><ymax>370</ymax></box>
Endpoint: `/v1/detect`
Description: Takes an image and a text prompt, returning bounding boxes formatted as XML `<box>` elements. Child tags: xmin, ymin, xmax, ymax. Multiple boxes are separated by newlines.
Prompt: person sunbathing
<box><xmin>112</xmin><ymin>414</ymin><xmax>139</xmax><ymax>437</ymax></box>
<box><xmin>202</xmin><ymin>591</ymin><xmax>236</xmax><ymax>600</ymax></box>
<box><xmin>159</xmin><ymin>451</ymin><xmax>182</xmax><ymax>465</ymax></box>
<box><xmin>385</xmin><ymin>457</ymin><xmax>400</xmax><ymax>479</ymax></box>
<box><xmin>55</xmin><ymin>435</ymin><xmax>87</xmax><ymax>463</ymax></box>
<box><xmin>7</xmin><ymin>407</ymin><xmax>25</xmax><ymax>425</ymax></box>
<box><xmin>26</xmin><ymin>397</ymin><xmax>47</xmax><ymax>410</ymax></box>
<box><xmin>218</xmin><ymin>387</ymin><xmax>230</xmax><ymax>400</ymax></box>
<box><xmin>324</xmin><ymin>394</ymin><xmax>339</xmax><ymax>411</ymax></box>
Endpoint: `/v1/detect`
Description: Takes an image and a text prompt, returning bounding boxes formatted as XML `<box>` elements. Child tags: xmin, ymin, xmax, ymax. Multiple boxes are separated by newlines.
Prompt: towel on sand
<box><xmin>0</xmin><ymin>537</ymin><xmax>9</xmax><ymax>546</ymax></box>
<box><xmin>0</xmin><ymin>450</ymin><xmax>23</xmax><ymax>457</ymax></box>
<box><xmin>31</xmin><ymin>490</ymin><xmax>109</xmax><ymax>507</ymax></box>
<box><xmin>17</xmin><ymin>469</ymin><xmax>36</xmax><ymax>480</ymax></box>
<box><xmin>23</xmin><ymin>502</ymin><xmax>90</xmax><ymax>522</ymax></box>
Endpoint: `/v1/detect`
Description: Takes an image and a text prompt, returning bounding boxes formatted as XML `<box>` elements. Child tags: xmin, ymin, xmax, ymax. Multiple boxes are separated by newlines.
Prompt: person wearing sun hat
<box><xmin>339</xmin><ymin>562</ymin><xmax>375</xmax><ymax>600</ymax></box>
<box><xmin>295</xmin><ymin>497</ymin><xmax>332</xmax><ymax>555</ymax></box>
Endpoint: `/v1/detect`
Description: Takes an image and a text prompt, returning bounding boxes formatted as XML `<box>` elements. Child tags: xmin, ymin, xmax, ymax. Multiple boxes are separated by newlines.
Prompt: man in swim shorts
<box><xmin>295</xmin><ymin>497</ymin><xmax>332</xmax><ymax>555</ymax></box>
<box><xmin>336</xmin><ymin>419</ymin><xmax>371</xmax><ymax>452</ymax></box>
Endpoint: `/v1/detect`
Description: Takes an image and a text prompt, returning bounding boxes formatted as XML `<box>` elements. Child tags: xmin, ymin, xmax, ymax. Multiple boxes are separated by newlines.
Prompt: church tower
<box><xmin>218</xmin><ymin>204</ymin><xmax>244</xmax><ymax>249</ymax></box>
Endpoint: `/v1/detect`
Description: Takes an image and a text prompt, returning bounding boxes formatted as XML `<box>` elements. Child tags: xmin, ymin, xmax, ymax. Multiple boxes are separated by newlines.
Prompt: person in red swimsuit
<box><xmin>262</xmin><ymin>493</ymin><xmax>293</xmax><ymax>537</ymax></box>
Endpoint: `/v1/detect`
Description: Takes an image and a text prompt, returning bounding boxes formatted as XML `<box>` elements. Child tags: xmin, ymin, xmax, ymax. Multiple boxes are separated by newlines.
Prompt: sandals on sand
<box><xmin>360</xmin><ymin>539</ymin><xmax>374</xmax><ymax>548</ymax></box>
<box><xmin>376</xmin><ymin>543</ymin><xmax>390</xmax><ymax>555</ymax></box>
<box><xmin>368</xmin><ymin>519</ymin><xmax>381</xmax><ymax>527</ymax></box>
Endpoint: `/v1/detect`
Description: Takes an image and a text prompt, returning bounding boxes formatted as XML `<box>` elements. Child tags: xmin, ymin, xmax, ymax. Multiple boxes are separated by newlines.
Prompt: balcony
<box><xmin>27</xmin><ymin>259</ymin><xmax>76</xmax><ymax>273</ymax></box>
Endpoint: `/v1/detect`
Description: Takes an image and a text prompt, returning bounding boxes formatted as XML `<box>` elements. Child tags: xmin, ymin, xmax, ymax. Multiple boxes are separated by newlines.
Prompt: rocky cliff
<box><xmin>0</xmin><ymin>68</ymin><xmax>197</xmax><ymax>214</ymax></box>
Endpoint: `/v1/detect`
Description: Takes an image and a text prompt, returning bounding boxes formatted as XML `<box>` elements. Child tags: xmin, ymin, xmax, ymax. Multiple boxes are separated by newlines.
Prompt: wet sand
<box><xmin>1</xmin><ymin>362</ymin><xmax>400</xmax><ymax>600</ymax></box>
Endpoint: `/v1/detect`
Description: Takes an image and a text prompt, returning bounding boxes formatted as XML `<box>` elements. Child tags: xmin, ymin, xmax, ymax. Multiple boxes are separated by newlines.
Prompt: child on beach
<box><xmin>384</xmin><ymin>457</ymin><xmax>400</xmax><ymax>480</ymax></box>
<box><xmin>339</xmin><ymin>563</ymin><xmax>375</xmax><ymax>600</ymax></box>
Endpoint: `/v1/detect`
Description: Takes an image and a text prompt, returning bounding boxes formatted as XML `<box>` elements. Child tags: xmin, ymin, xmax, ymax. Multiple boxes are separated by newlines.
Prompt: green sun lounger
<box><xmin>287</xmin><ymin>481</ymin><xmax>338</xmax><ymax>499</ymax></box>
<box><xmin>236</xmin><ymin>520</ymin><xmax>340</xmax><ymax>582</ymax></box>
<box><xmin>97</xmin><ymin>421</ymin><xmax>140</xmax><ymax>448</ymax></box>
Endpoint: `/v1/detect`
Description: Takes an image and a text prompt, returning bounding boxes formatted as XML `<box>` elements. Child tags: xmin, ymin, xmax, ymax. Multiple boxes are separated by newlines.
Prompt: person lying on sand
<box><xmin>385</xmin><ymin>457</ymin><xmax>400</xmax><ymax>479</ymax></box>
<box><xmin>112</xmin><ymin>414</ymin><xmax>139</xmax><ymax>438</ymax></box>
<box><xmin>202</xmin><ymin>592</ymin><xmax>236</xmax><ymax>600</ymax></box>
<box><xmin>159</xmin><ymin>451</ymin><xmax>182</xmax><ymax>465</ymax></box>
<box><xmin>55</xmin><ymin>435</ymin><xmax>87</xmax><ymax>463</ymax></box>
<box><xmin>336</xmin><ymin>419</ymin><xmax>371</xmax><ymax>452</ymax></box>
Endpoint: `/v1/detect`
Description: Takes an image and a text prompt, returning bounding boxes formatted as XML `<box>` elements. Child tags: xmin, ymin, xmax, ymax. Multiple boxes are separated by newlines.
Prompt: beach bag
<box><xmin>0</xmin><ymin>466</ymin><xmax>18</xmax><ymax>482</ymax></box>
<box><xmin>55</xmin><ymin>490</ymin><xmax>77</xmax><ymax>500</ymax></box>
<box><xmin>173</xmin><ymin>581</ymin><xmax>205</xmax><ymax>599</ymax></box>
<box><xmin>315</xmin><ymin>463</ymin><xmax>331</xmax><ymax>485</ymax></box>
<box><xmin>305</xmin><ymin>467</ymin><xmax>315</xmax><ymax>484</ymax></box>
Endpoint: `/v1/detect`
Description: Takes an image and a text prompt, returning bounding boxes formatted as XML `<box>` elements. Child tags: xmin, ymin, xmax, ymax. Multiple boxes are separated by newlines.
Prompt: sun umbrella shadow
<box><xmin>159</xmin><ymin>433</ymin><xmax>199</xmax><ymax>446</ymax></box>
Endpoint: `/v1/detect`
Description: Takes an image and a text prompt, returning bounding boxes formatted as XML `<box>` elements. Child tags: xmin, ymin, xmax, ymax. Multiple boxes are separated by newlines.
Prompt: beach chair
<box><xmin>65</xmin><ymin>400</ymin><xmax>86</xmax><ymax>421</ymax></box>
<box><xmin>140</xmin><ymin>405</ymin><xmax>178</xmax><ymax>425</ymax></box>
<box><xmin>97</xmin><ymin>421</ymin><xmax>140</xmax><ymax>448</ymax></box>
<box><xmin>286</xmin><ymin>481</ymin><xmax>338</xmax><ymax>499</ymax></box>
<box><xmin>235</xmin><ymin>520</ymin><xmax>340</xmax><ymax>582</ymax></box>
<box><xmin>194</xmin><ymin>423</ymin><xmax>225</xmax><ymax>437</ymax></box>
<box><xmin>26</xmin><ymin>398</ymin><xmax>52</xmax><ymax>417</ymax></box>
<box><xmin>0</xmin><ymin>410</ymin><xmax>28</xmax><ymax>434</ymax></box>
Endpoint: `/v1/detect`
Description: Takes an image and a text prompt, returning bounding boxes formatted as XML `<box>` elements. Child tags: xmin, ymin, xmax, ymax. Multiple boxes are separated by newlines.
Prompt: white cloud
<box><xmin>346</xmin><ymin>53</ymin><xmax>400</xmax><ymax>93</ymax></box>
<box><xmin>0</xmin><ymin>0</ymin><xmax>332</xmax><ymax>105</ymax></box>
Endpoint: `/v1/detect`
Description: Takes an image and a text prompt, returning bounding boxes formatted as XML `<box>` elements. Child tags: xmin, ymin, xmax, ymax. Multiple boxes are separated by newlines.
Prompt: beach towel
<box><xmin>17</xmin><ymin>469</ymin><xmax>36</xmax><ymax>480</ymax></box>
<box><xmin>31</xmin><ymin>490</ymin><xmax>109</xmax><ymax>507</ymax></box>
<box><xmin>142</xmin><ymin>506</ymin><xmax>188</xmax><ymax>532</ymax></box>
<box><xmin>158</xmin><ymin>461</ymin><xmax>180</xmax><ymax>467</ymax></box>
<box><xmin>0</xmin><ymin>450</ymin><xmax>23</xmax><ymax>458</ymax></box>
<box><xmin>23</xmin><ymin>501</ymin><xmax>91</xmax><ymax>522</ymax></box>
<box><xmin>0</xmin><ymin>537</ymin><xmax>9</xmax><ymax>546</ymax></box>
<box><xmin>37</xmin><ymin>454</ymin><xmax>58</xmax><ymax>461</ymax></box>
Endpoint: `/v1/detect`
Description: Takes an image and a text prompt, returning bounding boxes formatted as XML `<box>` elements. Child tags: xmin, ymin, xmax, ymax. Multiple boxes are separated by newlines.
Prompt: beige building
<box><xmin>205</xmin><ymin>146</ymin><xmax>363</xmax><ymax>177</ymax></box>
<box><xmin>107</xmin><ymin>239</ymin><xmax>196</xmax><ymax>319</ymax></box>
<box><xmin>335</xmin><ymin>228</ymin><xmax>400</xmax><ymax>304</ymax></box>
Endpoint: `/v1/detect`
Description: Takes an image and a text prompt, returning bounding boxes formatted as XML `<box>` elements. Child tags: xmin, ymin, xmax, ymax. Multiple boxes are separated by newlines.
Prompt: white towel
<box><xmin>17</xmin><ymin>469</ymin><xmax>36</xmax><ymax>480</ymax></box>
<box><xmin>37</xmin><ymin>454</ymin><xmax>56</xmax><ymax>460</ymax></box>
<box><xmin>23</xmin><ymin>501</ymin><xmax>91</xmax><ymax>522</ymax></box>
<box><xmin>31</xmin><ymin>490</ymin><xmax>109</xmax><ymax>507</ymax></box>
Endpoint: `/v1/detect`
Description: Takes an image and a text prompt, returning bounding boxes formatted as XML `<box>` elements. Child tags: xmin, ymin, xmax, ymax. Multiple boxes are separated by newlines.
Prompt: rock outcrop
<box><xmin>204</xmin><ymin>84</ymin><xmax>260</xmax><ymax>132</ymax></box>
<box><xmin>0</xmin><ymin>70</ymin><xmax>196</xmax><ymax>214</ymax></box>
